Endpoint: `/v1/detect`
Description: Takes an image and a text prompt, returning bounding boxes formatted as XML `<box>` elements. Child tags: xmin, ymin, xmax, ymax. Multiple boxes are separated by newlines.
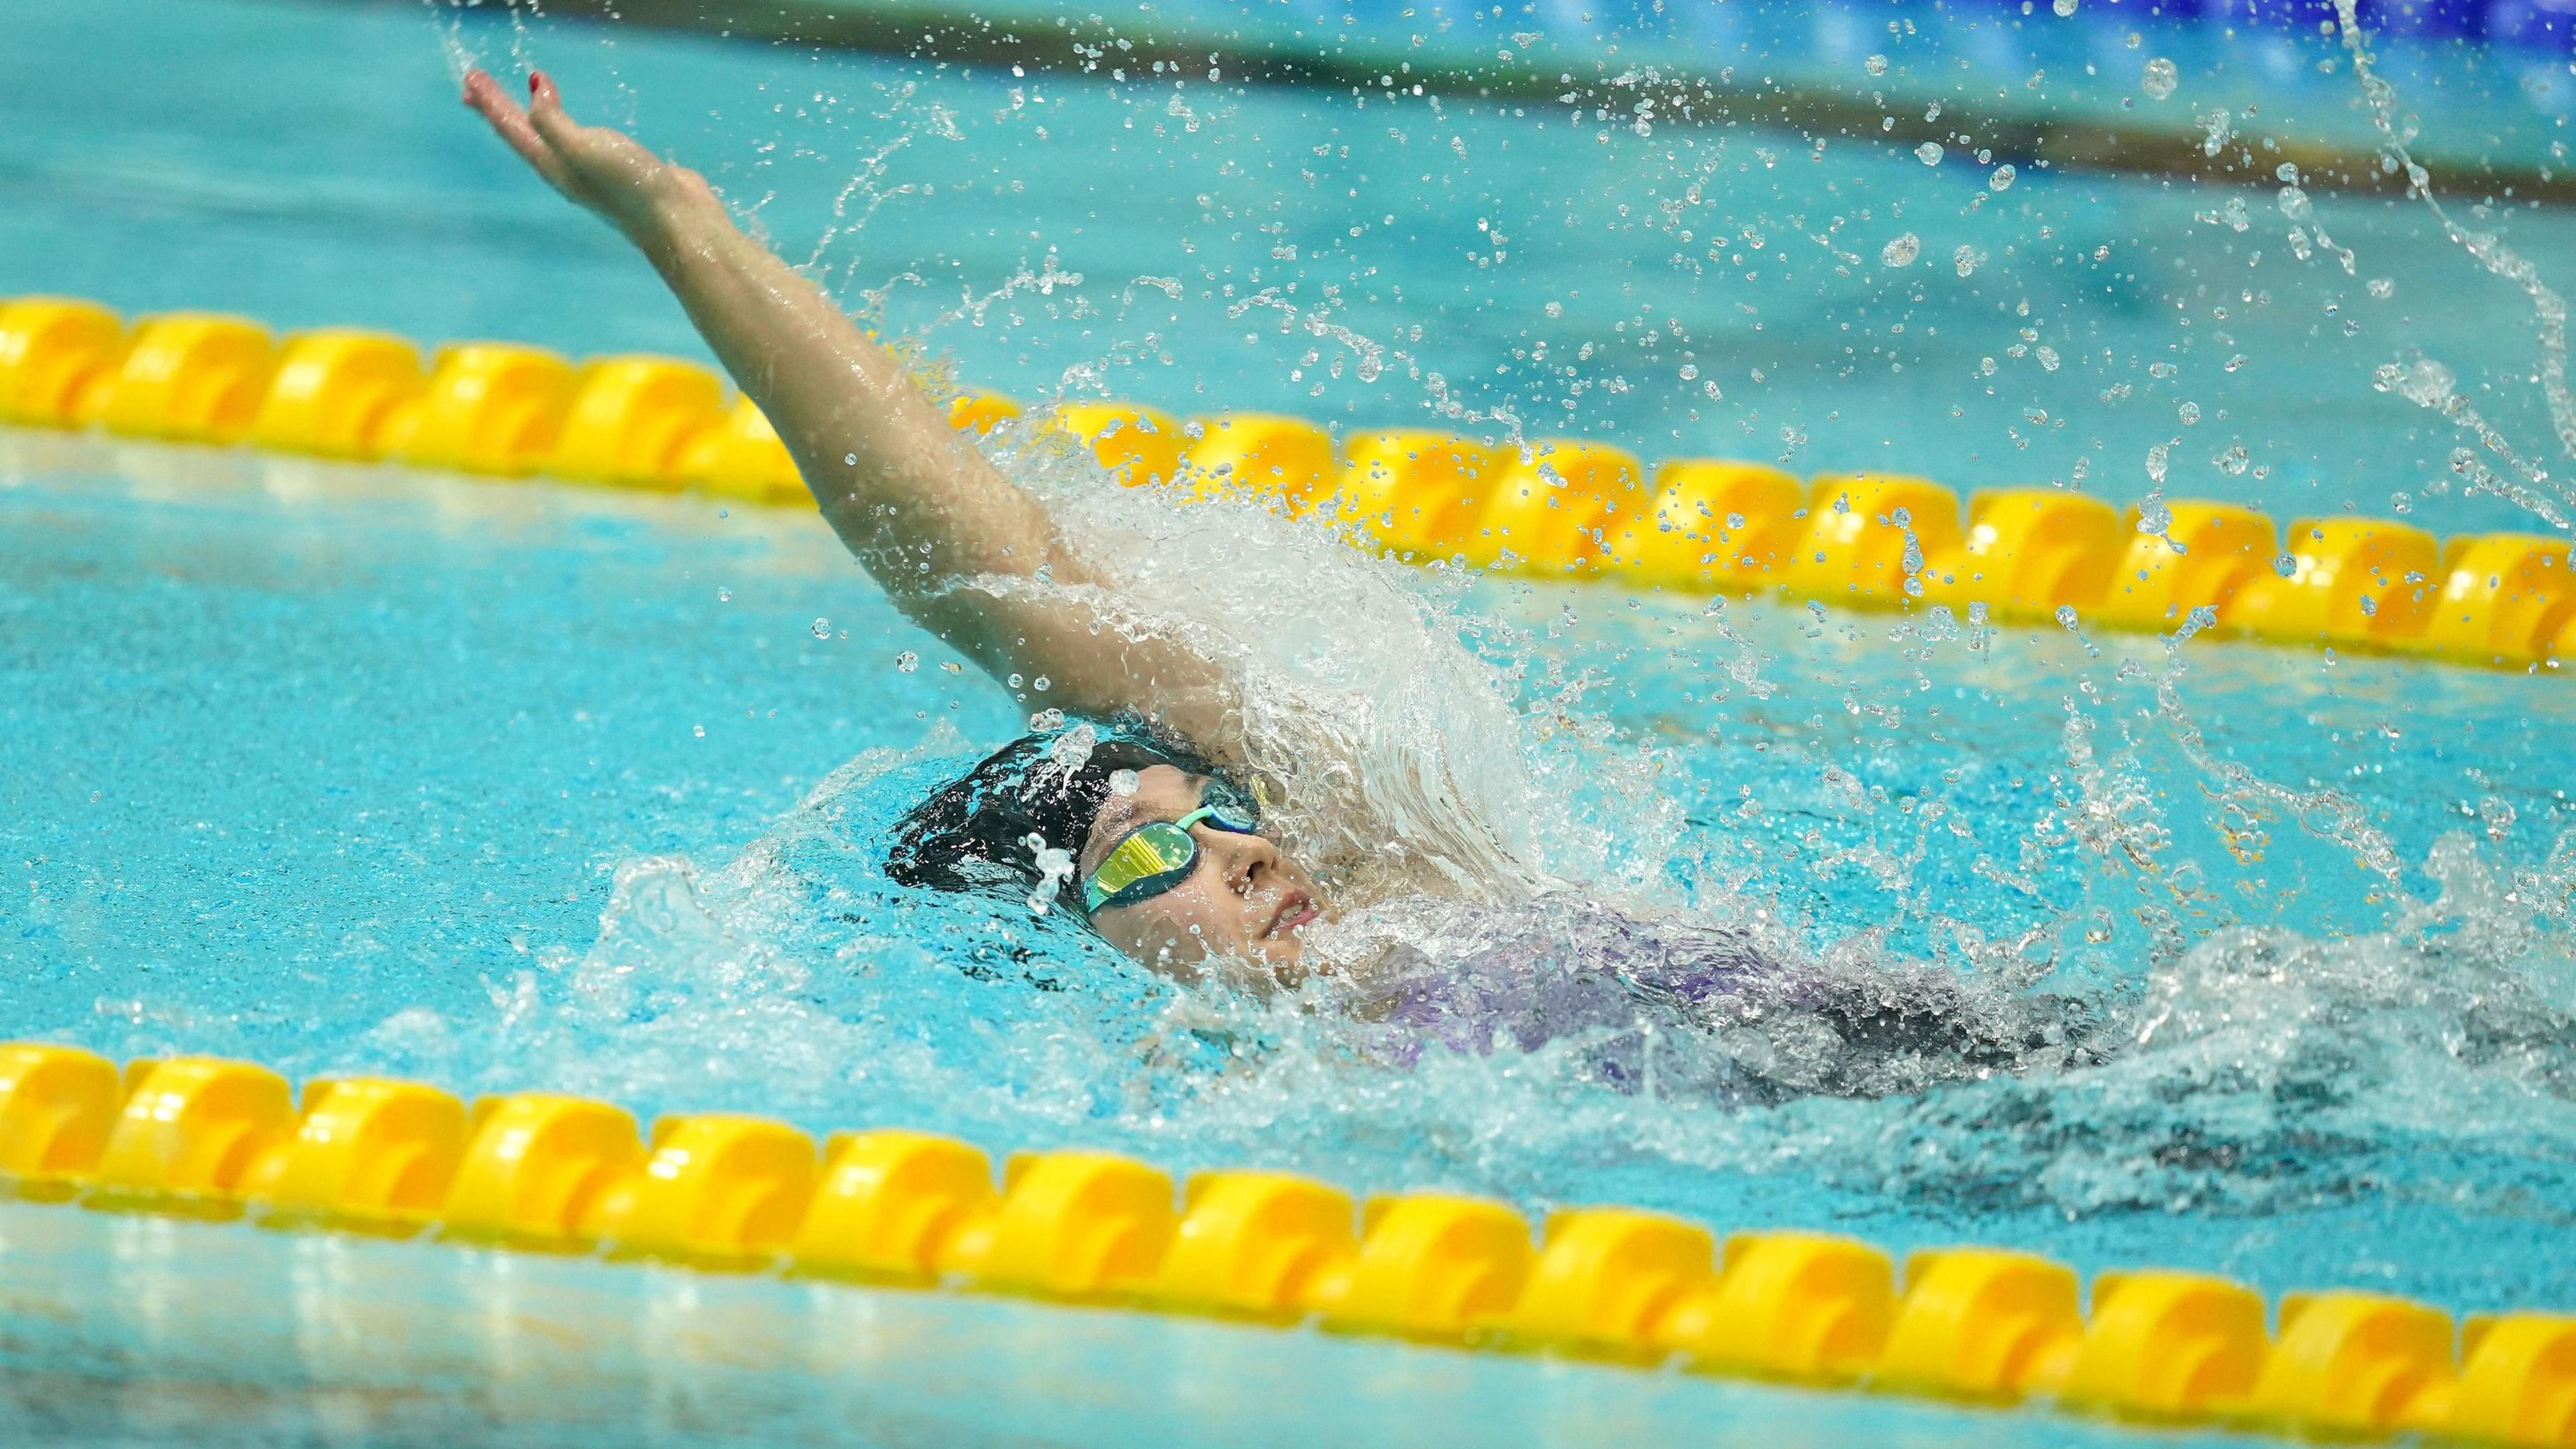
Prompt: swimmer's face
<box><xmin>1080</xmin><ymin>764</ymin><xmax>1324</xmax><ymax>985</ymax></box>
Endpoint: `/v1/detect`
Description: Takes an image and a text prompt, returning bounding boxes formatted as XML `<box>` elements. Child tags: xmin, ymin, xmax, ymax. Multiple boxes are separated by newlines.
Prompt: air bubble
<box><xmin>895</xmin><ymin>651</ymin><xmax>919</xmax><ymax>673</ymax></box>
<box><xmin>810</xmin><ymin>617</ymin><xmax>832</xmax><ymax>639</ymax></box>
<box><xmin>1880</xmin><ymin>232</ymin><xmax>1921</xmax><ymax>267</ymax></box>
<box><xmin>2177</xmin><ymin>400</ymin><xmax>2202</xmax><ymax>425</ymax></box>
<box><xmin>1864</xmin><ymin>54</ymin><xmax>1888</xmax><ymax>76</ymax></box>
<box><xmin>1109</xmin><ymin>768</ymin><xmax>1142</xmax><ymax>796</ymax></box>
<box><xmin>2141</xmin><ymin>56</ymin><xmax>2178</xmax><ymax>99</ymax></box>
<box><xmin>716</xmin><ymin>587</ymin><xmax>731</xmax><ymax>602</ymax></box>
<box><xmin>1989</xmin><ymin>164</ymin><xmax>2017</xmax><ymax>191</ymax></box>
<box><xmin>1915</xmin><ymin>142</ymin><xmax>1943</xmax><ymax>166</ymax></box>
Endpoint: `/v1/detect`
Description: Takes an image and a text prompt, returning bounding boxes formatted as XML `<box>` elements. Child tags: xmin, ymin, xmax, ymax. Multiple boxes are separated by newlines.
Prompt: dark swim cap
<box><xmin>883</xmin><ymin>714</ymin><xmax>1224</xmax><ymax>914</ymax></box>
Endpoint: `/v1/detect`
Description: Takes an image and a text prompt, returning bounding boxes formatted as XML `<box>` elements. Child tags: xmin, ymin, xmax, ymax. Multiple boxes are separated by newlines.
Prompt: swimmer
<box><xmin>466</xmin><ymin>68</ymin><xmax>1324</xmax><ymax>979</ymax></box>
<box><xmin>464</xmin><ymin>70</ymin><xmax>2106</xmax><ymax>1095</ymax></box>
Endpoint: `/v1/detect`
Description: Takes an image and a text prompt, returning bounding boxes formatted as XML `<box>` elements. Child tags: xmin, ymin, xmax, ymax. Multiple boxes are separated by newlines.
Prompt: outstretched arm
<box><xmin>464</xmin><ymin>69</ymin><xmax>1236</xmax><ymax>744</ymax></box>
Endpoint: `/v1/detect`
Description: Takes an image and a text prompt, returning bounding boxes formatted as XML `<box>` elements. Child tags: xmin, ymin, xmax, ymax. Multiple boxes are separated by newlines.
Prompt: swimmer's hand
<box><xmin>462</xmin><ymin>69</ymin><xmax>714</xmax><ymax>246</ymax></box>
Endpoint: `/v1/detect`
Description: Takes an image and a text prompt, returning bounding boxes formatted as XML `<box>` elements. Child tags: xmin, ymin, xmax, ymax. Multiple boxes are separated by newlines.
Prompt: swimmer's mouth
<box><xmin>1266</xmin><ymin>890</ymin><xmax>1320</xmax><ymax>938</ymax></box>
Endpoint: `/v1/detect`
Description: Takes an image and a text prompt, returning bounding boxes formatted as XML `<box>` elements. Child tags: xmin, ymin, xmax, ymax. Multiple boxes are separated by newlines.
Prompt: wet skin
<box><xmin>1081</xmin><ymin>765</ymin><xmax>1326</xmax><ymax>984</ymax></box>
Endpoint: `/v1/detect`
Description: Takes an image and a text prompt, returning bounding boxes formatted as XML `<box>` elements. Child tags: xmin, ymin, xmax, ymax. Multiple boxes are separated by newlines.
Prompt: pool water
<box><xmin>7</xmin><ymin>0</ymin><xmax>2576</xmax><ymax>1444</ymax></box>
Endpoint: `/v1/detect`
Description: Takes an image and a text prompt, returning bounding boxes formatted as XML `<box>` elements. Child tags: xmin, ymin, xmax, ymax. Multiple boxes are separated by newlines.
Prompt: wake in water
<box><xmin>382</xmin><ymin>11</ymin><xmax>2576</xmax><ymax>1278</ymax></box>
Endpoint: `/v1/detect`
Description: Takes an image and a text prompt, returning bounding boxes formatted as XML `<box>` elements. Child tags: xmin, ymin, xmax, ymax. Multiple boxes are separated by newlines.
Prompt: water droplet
<box><xmin>1989</xmin><ymin>164</ymin><xmax>2017</xmax><ymax>191</ymax></box>
<box><xmin>845</xmin><ymin>453</ymin><xmax>859</xmax><ymax>466</ymax></box>
<box><xmin>2277</xmin><ymin>185</ymin><xmax>2312</xmax><ymax>221</ymax></box>
<box><xmin>716</xmin><ymin>587</ymin><xmax>731</xmax><ymax>602</ymax></box>
<box><xmin>1725</xmin><ymin>511</ymin><xmax>1748</xmax><ymax>530</ymax></box>
<box><xmin>2177</xmin><ymin>400</ymin><xmax>2202</xmax><ymax>425</ymax></box>
<box><xmin>894</xmin><ymin>650</ymin><xmax>919</xmax><ymax>673</ymax></box>
<box><xmin>1880</xmin><ymin>232</ymin><xmax>1921</xmax><ymax>267</ymax></box>
<box><xmin>692</xmin><ymin>724</ymin><xmax>706</xmax><ymax>738</ymax></box>
<box><xmin>2367</xmin><ymin>276</ymin><xmax>2395</xmax><ymax>299</ymax></box>
<box><xmin>811</xmin><ymin>616</ymin><xmax>833</xmax><ymax>639</ymax></box>
<box><xmin>1915</xmin><ymin>141</ymin><xmax>1944</xmax><ymax>166</ymax></box>
<box><xmin>1864</xmin><ymin>54</ymin><xmax>1888</xmax><ymax>76</ymax></box>
<box><xmin>2053</xmin><ymin>0</ymin><xmax>2077</xmax><ymax>14</ymax></box>
<box><xmin>2054</xmin><ymin>604</ymin><xmax>2081</xmax><ymax>629</ymax></box>
<box><xmin>1032</xmin><ymin>675</ymin><xmax>1052</xmax><ymax>692</ymax></box>
<box><xmin>2141</xmin><ymin>56</ymin><xmax>2178</xmax><ymax>99</ymax></box>
<box><xmin>1109</xmin><ymin>768</ymin><xmax>1141</xmax><ymax>796</ymax></box>
<box><xmin>2214</xmin><ymin>443</ymin><xmax>2249</xmax><ymax>475</ymax></box>
<box><xmin>2273</xmin><ymin>553</ymin><xmax>2298</xmax><ymax>578</ymax></box>
<box><xmin>2036</xmin><ymin>345</ymin><xmax>2061</xmax><ymax>372</ymax></box>
<box><xmin>1953</xmin><ymin>245</ymin><xmax>1986</xmax><ymax>278</ymax></box>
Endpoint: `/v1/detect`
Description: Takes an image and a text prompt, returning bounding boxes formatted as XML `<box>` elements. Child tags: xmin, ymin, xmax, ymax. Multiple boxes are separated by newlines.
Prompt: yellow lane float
<box><xmin>85</xmin><ymin>312</ymin><xmax>278</xmax><ymax>443</ymax></box>
<box><xmin>87</xmin><ymin>1056</ymin><xmax>297</xmax><ymax>1218</ymax></box>
<box><xmin>1669</xmin><ymin>1231</ymin><xmax>1895</xmax><ymax>1384</ymax></box>
<box><xmin>2092</xmin><ymin>502</ymin><xmax>2278</xmax><ymax>632</ymax></box>
<box><xmin>0</xmin><ymin>292</ymin><xmax>2565</xmax><ymax>672</ymax></box>
<box><xmin>1607</xmin><ymin>458</ymin><xmax>1806</xmax><ymax>586</ymax></box>
<box><xmin>1049</xmin><ymin>399</ymin><xmax>1185</xmax><ymax>488</ymax></box>
<box><xmin>1787</xmin><ymin>473</ymin><xmax>1966</xmax><ymax>604</ymax></box>
<box><xmin>1183</xmin><ymin>411</ymin><xmax>1338</xmax><ymax>514</ymax></box>
<box><xmin>1153</xmin><ymin>1170</ymin><xmax>1358</xmax><ymax>1322</ymax></box>
<box><xmin>549</xmin><ymin>354</ymin><xmax>729</xmax><ymax>488</ymax></box>
<box><xmin>949</xmin><ymin>388</ymin><xmax>1022</xmax><ymax>435</ymax></box>
<box><xmin>678</xmin><ymin>395</ymin><xmax>805</xmax><ymax>504</ymax></box>
<box><xmin>582</xmin><ymin>1112</ymin><xmax>819</xmax><ymax>1267</ymax></box>
<box><xmin>2222</xmin><ymin>517</ymin><xmax>2441</xmax><ymax>647</ymax></box>
<box><xmin>249</xmin><ymin>329</ymin><xmax>427</xmax><ymax>459</ymax></box>
<box><xmin>0</xmin><ymin>297</ymin><xmax>126</xmax><ymax>426</ymax></box>
<box><xmin>0</xmin><ymin>1042</ymin><xmax>2569</xmax><ymax>1446</ymax></box>
<box><xmin>789</xmin><ymin>1128</ymin><xmax>1000</xmax><ymax>1284</ymax></box>
<box><xmin>2422</xmin><ymin>533</ymin><xmax>2576</xmax><ymax>666</ymax></box>
<box><xmin>1511</xmin><ymin>1206</ymin><xmax>1715</xmax><ymax>1359</ymax></box>
<box><xmin>437</xmin><ymin>1091</ymin><xmax>645</xmax><ymax>1250</ymax></box>
<box><xmin>380</xmin><ymin>342</ymin><xmax>578</xmax><ymax>476</ymax></box>
<box><xmin>1466</xmin><ymin>438</ymin><xmax>1646</xmax><ymax>573</ymax></box>
<box><xmin>240</xmin><ymin>1077</ymin><xmax>468</xmax><ymax>1234</ymax></box>
<box><xmin>1874</xmin><ymin>1247</ymin><xmax>2084</xmax><ymax>1403</ymax></box>
<box><xmin>1919</xmin><ymin>489</ymin><xmax>2125</xmax><ymax>619</ymax></box>
<box><xmin>1337</xmin><ymin>428</ymin><xmax>1507</xmax><ymax>559</ymax></box>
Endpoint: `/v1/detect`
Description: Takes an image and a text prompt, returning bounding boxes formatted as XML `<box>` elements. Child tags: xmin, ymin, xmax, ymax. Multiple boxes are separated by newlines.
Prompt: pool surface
<box><xmin>6</xmin><ymin>0</ymin><xmax>2576</xmax><ymax>1443</ymax></box>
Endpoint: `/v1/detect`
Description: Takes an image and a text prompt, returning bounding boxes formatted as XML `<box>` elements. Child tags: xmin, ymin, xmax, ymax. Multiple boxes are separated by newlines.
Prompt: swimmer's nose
<box><xmin>1211</xmin><ymin>828</ymin><xmax>1283</xmax><ymax>895</ymax></box>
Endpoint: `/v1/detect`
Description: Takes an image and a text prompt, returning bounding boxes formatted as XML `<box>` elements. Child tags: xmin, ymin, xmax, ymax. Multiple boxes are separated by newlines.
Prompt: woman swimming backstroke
<box><xmin>465</xmin><ymin>68</ymin><xmax>2105</xmax><ymax>1095</ymax></box>
<box><xmin>464</xmin><ymin>69</ymin><xmax>1330</xmax><ymax>977</ymax></box>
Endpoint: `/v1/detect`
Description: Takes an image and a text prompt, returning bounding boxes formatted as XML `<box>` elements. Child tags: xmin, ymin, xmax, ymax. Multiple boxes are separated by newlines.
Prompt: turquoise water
<box><xmin>7</xmin><ymin>0</ymin><xmax>2576</xmax><ymax>1444</ymax></box>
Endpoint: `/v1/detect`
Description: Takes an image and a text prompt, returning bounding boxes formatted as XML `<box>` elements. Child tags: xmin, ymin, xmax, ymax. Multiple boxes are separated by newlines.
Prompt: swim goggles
<box><xmin>1081</xmin><ymin>777</ymin><xmax>1264</xmax><ymax>914</ymax></box>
